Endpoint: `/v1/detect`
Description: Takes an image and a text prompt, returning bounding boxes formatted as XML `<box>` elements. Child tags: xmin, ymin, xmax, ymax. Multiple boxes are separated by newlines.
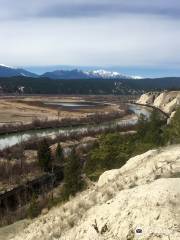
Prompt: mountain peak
<box><xmin>0</xmin><ymin>64</ymin><xmax>37</xmax><ymax>78</ymax></box>
<box><xmin>0</xmin><ymin>64</ymin><xmax>16</xmax><ymax>69</ymax></box>
<box><xmin>42</xmin><ymin>68</ymin><xmax>138</xmax><ymax>80</ymax></box>
<box><xmin>86</xmin><ymin>69</ymin><xmax>132</xmax><ymax>79</ymax></box>
<box><xmin>0</xmin><ymin>65</ymin><xmax>142</xmax><ymax>80</ymax></box>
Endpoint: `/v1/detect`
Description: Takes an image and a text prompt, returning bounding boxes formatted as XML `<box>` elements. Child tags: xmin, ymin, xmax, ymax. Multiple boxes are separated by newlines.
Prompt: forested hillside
<box><xmin>0</xmin><ymin>76</ymin><xmax>180</xmax><ymax>94</ymax></box>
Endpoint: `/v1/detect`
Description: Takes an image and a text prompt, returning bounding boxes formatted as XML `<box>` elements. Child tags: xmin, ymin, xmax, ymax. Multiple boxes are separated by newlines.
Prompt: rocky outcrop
<box><xmin>137</xmin><ymin>91</ymin><xmax>180</xmax><ymax>123</ymax></box>
<box><xmin>137</xmin><ymin>92</ymin><xmax>159</xmax><ymax>106</ymax></box>
<box><xmin>137</xmin><ymin>91</ymin><xmax>180</xmax><ymax>114</ymax></box>
<box><xmin>153</xmin><ymin>91</ymin><xmax>180</xmax><ymax>114</ymax></box>
<box><xmin>8</xmin><ymin>144</ymin><xmax>180</xmax><ymax>240</ymax></box>
<box><xmin>137</xmin><ymin>91</ymin><xmax>180</xmax><ymax>115</ymax></box>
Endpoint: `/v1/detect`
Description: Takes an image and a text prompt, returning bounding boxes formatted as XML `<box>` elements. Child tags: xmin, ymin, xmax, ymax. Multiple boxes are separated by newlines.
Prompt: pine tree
<box><xmin>37</xmin><ymin>138</ymin><xmax>52</xmax><ymax>172</ymax></box>
<box><xmin>137</xmin><ymin>113</ymin><xmax>148</xmax><ymax>138</ymax></box>
<box><xmin>148</xmin><ymin>110</ymin><xmax>163</xmax><ymax>145</ymax></box>
<box><xmin>63</xmin><ymin>148</ymin><xmax>82</xmax><ymax>200</ymax></box>
<box><xmin>55</xmin><ymin>142</ymin><xmax>63</xmax><ymax>165</ymax></box>
<box><xmin>167</xmin><ymin>107</ymin><xmax>180</xmax><ymax>143</ymax></box>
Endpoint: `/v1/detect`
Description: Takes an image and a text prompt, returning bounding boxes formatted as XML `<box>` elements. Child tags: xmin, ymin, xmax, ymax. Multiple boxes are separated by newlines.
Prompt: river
<box><xmin>0</xmin><ymin>104</ymin><xmax>151</xmax><ymax>150</ymax></box>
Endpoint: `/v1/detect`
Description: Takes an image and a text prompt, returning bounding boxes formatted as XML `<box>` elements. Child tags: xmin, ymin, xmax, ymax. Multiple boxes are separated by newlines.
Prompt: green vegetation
<box><xmin>85</xmin><ymin>110</ymin><xmax>166</xmax><ymax>181</ymax></box>
<box><xmin>85</xmin><ymin>134</ymin><xmax>132</xmax><ymax>181</ymax></box>
<box><xmin>55</xmin><ymin>143</ymin><xmax>64</xmax><ymax>164</ymax></box>
<box><xmin>37</xmin><ymin>138</ymin><xmax>52</xmax><ymax>172</ymax></box>
<box><xmin>165</xmin><ymin>107</ymin><xmax>180</xmax><ymax>143</ymax></box>
<box><xmin>136</xmin><ymin>111</ymin><xmax>165</xmax><ymax>146</ymax></box>
<box><xmin>63</xmin><ymin>148</ymin><xmax>83</xmax><ymax>200</ymax></box>
<box><xmin>27</xmin><ymin>194</ymin><xmax>40</xmax><ymax>219</ymax></box>
<box><xmin>1</xmin><ymin>76</ymin><xmax>180</xmax><ymax>94</ymax></box>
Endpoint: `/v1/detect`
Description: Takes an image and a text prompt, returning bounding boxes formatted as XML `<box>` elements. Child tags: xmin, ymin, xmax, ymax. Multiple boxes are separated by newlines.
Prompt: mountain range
<box><xmin>0</xmin><ymin>64</ymin><xmax>37</xmax><ymax>78</ymax></box>
<box><xmin>0</xmin><ymin>64</ymin><xmax>141</xmax><ymax>80</ymax></box>
<box><xmin>1</xmin><ymin>64</ymin><xmax>180</xmax><ymax>95</ymax></box>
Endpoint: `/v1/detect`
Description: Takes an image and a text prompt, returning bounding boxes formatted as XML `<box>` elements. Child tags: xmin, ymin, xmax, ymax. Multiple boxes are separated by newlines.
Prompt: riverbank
<box><xmin>0</xmin><ymin>103</ymin><xmax>157</xmax><ymax>151</ymax></box>
<box><xmin>0</xmin><ymin>110</ymin><xmax>126</xmax><ymax>135</ymax></box>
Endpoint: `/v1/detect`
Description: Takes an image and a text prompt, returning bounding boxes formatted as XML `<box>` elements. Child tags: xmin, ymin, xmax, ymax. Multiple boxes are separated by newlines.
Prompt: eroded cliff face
<box><xmin>137</xmin><ymin>91</ymin><xmax>180</xmax><ymax>115</ymax></box>
<box><xmin>10</xmin><ymin>145</ymin><xmax>180</xmax><ymax>240</ymax></box>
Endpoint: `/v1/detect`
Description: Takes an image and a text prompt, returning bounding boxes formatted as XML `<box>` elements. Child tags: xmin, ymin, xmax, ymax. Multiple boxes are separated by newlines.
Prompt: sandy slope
<box><xmin>5</xmin><ymin>144</ymin><xmax>180</xmax><ymax>240</ymax></box>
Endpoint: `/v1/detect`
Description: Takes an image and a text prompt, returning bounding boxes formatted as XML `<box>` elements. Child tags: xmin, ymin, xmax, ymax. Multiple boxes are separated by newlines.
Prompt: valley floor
<box><xmin>0</xmin><ymin>95</ymin><xmax>132</xmax><ymax>126</ymax></box>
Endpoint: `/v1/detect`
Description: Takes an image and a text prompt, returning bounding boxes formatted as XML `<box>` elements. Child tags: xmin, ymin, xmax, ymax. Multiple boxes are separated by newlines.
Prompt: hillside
<box><xmin>0</xmin><ymin>65</ymin><xmax>37</xmax><ymax>78</ymax></box>
<box><xmin>0</xmin><ymin>77</ymin><xmax>141</xmax><ymax>95</ymax></box>
<box><xmin>1</xmin><ymin>76</ymin><xmax>180</xmax><ymax>95</ymax></box>
<box><xmin>4</xmin><ymin>144</ymin><xmax>180</xmax><ymax>240</ymax></box>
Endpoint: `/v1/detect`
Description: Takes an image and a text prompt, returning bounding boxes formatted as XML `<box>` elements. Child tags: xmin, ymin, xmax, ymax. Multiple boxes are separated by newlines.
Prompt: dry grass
<box><xmin>0</xmin><ymin>95</ymin><xmax>124</xmax><ymax>126</ymax></box>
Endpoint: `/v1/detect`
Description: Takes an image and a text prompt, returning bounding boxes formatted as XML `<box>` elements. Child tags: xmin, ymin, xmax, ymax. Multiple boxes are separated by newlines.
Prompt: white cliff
<box><xmin>137</xmin><ymin>91</ymin><xmax>180</xmax><ymax>120</ymax></box>
<box><xmin>9</xmin><ymin>144</ymin><xmax>180</xmax><ymax>240</ymax></box>
<box><xmin>136</xmin><ymin>92</ymin><xmax>158</xmax><ymax>106</ymax></box>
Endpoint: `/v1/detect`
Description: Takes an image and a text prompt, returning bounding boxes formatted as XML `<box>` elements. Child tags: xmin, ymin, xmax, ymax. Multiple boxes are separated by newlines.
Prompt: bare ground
<box><xmin>0</xmin><ymin>95</ymin><xmax>126</xmax><ymax>125</ymax></box>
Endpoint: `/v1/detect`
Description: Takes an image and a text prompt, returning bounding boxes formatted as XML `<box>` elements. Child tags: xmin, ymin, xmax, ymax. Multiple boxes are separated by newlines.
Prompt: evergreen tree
<box><xmin>55</xmin><ymin>142</ymin><xmax>63</xmax><ymax>165</ymax></box>
<box><xmin>63</xmin><ymin>148</ymin><xmax>82</xmax><ymax>200</ymax></box>
<box><xmin>37</xmin><ymin>138</ymin><xmax>52</xmax><ymax>172</ymax></box>
<box><xmin>27</xmin><ymin>194</ymin><xmax>39</xmax><ymax>219</ymax></box>
<box><xmin>137</xmin><ymin>110</ymin><xmax>164</xmax><ymax>146</ymax></box>
<box><xmin>166</xmin><ymin>107</ymin><xmax>180</xmax><ymax>143</ymax></box>
<box><xmin>147</xmin><ymin>110</ymin><xmax>164</xmax><ymax>145</ymax></box>
<box><xmin>137</xmin><ymin>114</ymin><xmax>148</xmax><ymax>138</ymax></box>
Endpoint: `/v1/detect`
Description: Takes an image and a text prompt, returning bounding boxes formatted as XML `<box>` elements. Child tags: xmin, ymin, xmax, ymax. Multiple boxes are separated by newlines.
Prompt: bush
<box><xmin>37</xmin><ymin>138</ymin><xmax>52</xmax><ymax>172</ymax></box>
<box><xmin>63</xmin><ymin>148</ymin><xmax>83</xmax><ymax>200</ymax></box>
<box><xmin>166</xmin><ymin>107</ymin><xmax>180</xmax><ymax>143</ymax></box>
<box><xmin>85</xmin><ymin>133</ymin><xmax>131</xmax><ymax>180</ymax></box>
<box><xmin>137</xmin><ymin>110</ymin><xmax>165</xmax><ymax>146</ymax></box>
<box><xmin>27</xmin><ymin>195</ymin><xmax>40</xmax><ymax>219</ymax></box>
<box><xmin>85</xmin><ymin>110</ymin><xmax>167</xmax><ymax>181</ymax></box>
<box><xmin>55</xmin><ymin>143</ymin><xmax>64</xmax><ymax>164</ymax></box>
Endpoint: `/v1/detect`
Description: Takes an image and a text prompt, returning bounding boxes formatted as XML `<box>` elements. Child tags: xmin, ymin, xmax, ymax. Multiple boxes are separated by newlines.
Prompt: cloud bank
<box><xmin>0</xmin><ymin>0</ymin><xmax>180</xmax><ymax>76</ymax></box>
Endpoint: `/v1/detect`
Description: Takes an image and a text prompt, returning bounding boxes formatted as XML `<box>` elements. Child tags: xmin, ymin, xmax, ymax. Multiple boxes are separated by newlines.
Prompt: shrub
<box><xmin>37</xmin><ymin>138</ymin><xmax>52</xmax><ymax>172</ymax></box>
<box><xmin>85</xmin><ymin>133</ymin><xmax>130</xmax><ymax>180</ymax></box>
<box><xmin>85</xmin><ymin>110</ymin><xmax>166</xmax><ymax>181</ymax></box>
<box><xmin>55</xmin><ymin>143</ymin><xmax>64</xmax><ymax>164</ymax></box>
<box><xmin>166</xmin><ymin>107</ymin><xmax>180</xmax><ymax>143</ymax></box>
<box><xmin>27</xmin><ymin>195</ymin><xmax>40</xmax><ymax>219</ymax></box>
<box><xmin>63</xmin><ymin>148</ymin><xmax>83</xmax><ymax>200</ymax></box>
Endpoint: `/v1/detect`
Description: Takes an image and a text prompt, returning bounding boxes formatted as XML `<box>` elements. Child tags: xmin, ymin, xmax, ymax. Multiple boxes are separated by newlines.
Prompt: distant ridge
<box><xmin>41</xmin><ymin>69</ymin><xmax>141</xmax><ymax>80</ymax></box>
<box><xmin>0</xmin><ymin>64</ymin><xmax>37</xmax><ymax>78</ymax></box>
<box><xmin>0</xmin><ymin>64</ymin><xmax>143</xmax><ymax>79</ymax></box>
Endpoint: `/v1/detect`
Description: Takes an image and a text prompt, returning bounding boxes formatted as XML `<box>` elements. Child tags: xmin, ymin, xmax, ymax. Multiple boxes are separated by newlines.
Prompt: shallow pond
<box><xmin>44</xmin><ymin>101</ymin><xmax>107</xmax><ymax>109</ymax></box>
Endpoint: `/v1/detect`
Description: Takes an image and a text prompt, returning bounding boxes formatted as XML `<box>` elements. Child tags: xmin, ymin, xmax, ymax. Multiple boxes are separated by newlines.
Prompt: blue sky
<box><xmin>0</xmin><ymin>0</ymin><xmax>180</xmax><ymax>77</ymax></box>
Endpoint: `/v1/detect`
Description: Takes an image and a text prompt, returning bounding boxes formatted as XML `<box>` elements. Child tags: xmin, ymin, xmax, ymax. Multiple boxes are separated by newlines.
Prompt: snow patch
<box><xmin>0</xmin><ymin>64</ymin><xmax>17</xmax><ymax>69</ymax></box>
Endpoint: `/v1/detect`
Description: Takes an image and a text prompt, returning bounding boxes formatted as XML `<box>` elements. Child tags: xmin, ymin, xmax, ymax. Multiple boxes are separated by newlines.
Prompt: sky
<box><xmin>0</xmin><ymin>0</ymin><xmax>180</xmax><ymax>77</ymax></box>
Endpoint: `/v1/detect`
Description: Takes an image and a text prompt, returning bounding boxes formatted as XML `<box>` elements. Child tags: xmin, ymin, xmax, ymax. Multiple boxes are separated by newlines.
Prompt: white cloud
<box><xmin>0</xmin><ymin>14</ymin><xmax>180</xmax><ymax>67</ymax></box>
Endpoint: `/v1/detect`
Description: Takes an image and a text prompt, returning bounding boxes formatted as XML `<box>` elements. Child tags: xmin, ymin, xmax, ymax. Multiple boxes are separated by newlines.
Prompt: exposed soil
<box><xmin>0</xmin><ymin>95</ymin><xmax>132</xmax><ymax>126</ymax></box>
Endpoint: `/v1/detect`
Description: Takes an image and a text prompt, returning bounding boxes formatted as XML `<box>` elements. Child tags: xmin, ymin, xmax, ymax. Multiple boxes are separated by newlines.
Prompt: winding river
<box><xmin>0</xmin><ymin>104</ymin><xmax>151</xmax><ymax>150</ymax></box>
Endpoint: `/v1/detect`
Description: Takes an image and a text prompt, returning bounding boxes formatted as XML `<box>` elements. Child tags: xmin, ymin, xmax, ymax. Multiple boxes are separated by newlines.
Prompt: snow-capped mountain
<box><xmin>86</xmin><ymin>69</ymin><xmax>134</xmax><ymax>79</ymax></box>
<box><xmin>42</xmin><ymin>69</ymin><xmax>141</xmax><ymax>80</ymax></box>
<box><xmin>0</xmin><ymin>64</ymin><xmax>37</xmax><ymax>78</ymax></box>
<box><xmin>0</xmin><ymin>64</ymin><xmax>142</xmax><ymax>80</ymax></box>
<box><xmin>131</xmin><ymin>75</ymin><xmax>143</xmax><ymax>80</ymax></box>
